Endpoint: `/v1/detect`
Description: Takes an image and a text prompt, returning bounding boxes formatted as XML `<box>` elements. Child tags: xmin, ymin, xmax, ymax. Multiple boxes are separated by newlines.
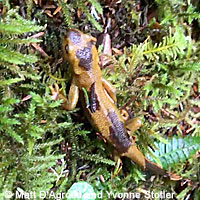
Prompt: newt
<box><xmin>50</xmin><ymin>29</ymin><xmax>165</xmax><ymax>175</ymax></box>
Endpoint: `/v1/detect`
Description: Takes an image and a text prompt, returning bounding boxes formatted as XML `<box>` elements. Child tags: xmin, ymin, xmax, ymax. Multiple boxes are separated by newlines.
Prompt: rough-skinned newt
<box><xmin>50</xmin><ymin>29</ymin><xmax>165</xmax><ymax>175</ymax></box>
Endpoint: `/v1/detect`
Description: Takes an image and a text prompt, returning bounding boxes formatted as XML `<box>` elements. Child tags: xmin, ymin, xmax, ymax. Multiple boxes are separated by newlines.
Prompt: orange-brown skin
<box><xmin>50</xmin><ymin>29</ymin><xmax>165</xmax><ymax>174</ymax></box>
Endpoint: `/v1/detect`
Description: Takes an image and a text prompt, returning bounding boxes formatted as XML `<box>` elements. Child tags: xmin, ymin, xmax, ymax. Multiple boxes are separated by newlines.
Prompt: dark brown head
<box><xmin>62</xmin><ymin>29</ymin><xmax>96</xmax><ymax>74</ymax></box>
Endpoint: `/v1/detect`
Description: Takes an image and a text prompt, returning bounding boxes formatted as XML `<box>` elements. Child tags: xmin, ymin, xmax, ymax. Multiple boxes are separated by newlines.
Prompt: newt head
<box><xmin>63</xmin><ymin>29</ymin><xmax>97</xmax><ymax>74</ymax></box>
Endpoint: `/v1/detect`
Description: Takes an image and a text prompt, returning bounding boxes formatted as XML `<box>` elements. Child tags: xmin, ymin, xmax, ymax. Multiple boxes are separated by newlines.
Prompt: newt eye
<box><xmin>65</xmin><ymin>45</ymin><xmax>69</xmax><ymax>53</ymax></box>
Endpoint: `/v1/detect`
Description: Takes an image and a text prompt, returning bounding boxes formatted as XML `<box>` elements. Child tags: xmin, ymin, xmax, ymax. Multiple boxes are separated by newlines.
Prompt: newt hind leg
<box><xmin>102</xmin><ymin>78</ymin><xmax>117</xmax><ymax>104</ymax></box>
<box><xmin>120</xmin><ymin>108</ymin><xmax>142</xmax><ymax>135</ymax></box>
<box><xmin>125</xmin><ymin>117</ymin><xmax>142</xmax><ymax>135</ymax></box>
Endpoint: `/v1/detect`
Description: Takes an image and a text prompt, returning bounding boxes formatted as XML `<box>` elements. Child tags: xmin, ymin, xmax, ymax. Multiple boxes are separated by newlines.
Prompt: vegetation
<box><xmin>0</xmin><ymin>0</ymin><xmax>200</xmax><ymax>199</ymax></box>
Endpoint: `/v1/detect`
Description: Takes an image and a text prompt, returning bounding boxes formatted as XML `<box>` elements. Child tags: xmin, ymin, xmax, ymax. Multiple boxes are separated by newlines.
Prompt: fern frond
<box><xmin>180</xmin><ymin>4</ymin><xmax>200</xmax><ymax>24</ymax></box>
<box><xmin>58</xmin><ymin>0</ymin><xmax>73</xmax><ymax>27</ymax></box>
<box><xmin>78</xmin><ymin>0</ymin><xmax>102</xmax><ymax>31</ymax></box>
<box><xmin>1</xmin><ymin>169</ymin><xmax>17</xmax><ymax>198</ymax></box>
<box><xmin>0</xmin><ymin>38</ymin><xmax>42</xmax><ymax>44</ymax></box>
<box><xmin>58</xmin><ymin>0</ymin><xmax>102</xmax><ymax>31</ymax></box>
<box><xmin>0</xmin><ymin>9</ymin><xmax>43</xmax><ymax>66</ymax></box>
<box><xmin>83</xmin><ymin>8</ymin><xmax>102</xmax><ymax>31</ymax></box>
<box><xmin>78</xmin><ymin>152</ymin><xmax>115</xmax><ymax>166</ymax></box>
<box><xmin>143</xmin><ymin>27</ymin><xmax>186</xmax><ymax>61</ymax></box>
<box><xmin>0</xmin><ymin>78</ymin><xmax>23</xmax><ymax>85</ymax></box>
<box><xmin>0</xmin><ymin>47</ymin><xmax>38</xmax><ymax>64</ymax></box>
<box><xmin>26</xmin><ymin>0</ymin><xmax>34</xmax><ymax>20</ymax></box>
<box><xmin>0</xmin><ymin>9</ymin><xmax>43</xmax><ymax>35</ymax></box>
<box><xmin>147</xmin><ymin>136</ymin><xmax>200</xmax><ymax>169</ymax></box>
<box><xmin>177</xmin><ymin>62</ymin><xmax>200</xmax><ymax>72</ymax></box>
<box><xmin>88</xmin><ymin>0</ymin><xmax>103</xmax><ymax>15</ymax></box>
<box><xmin>34</xmin><ymin>138</ymin><xmax>63</xmax><ymax>150</ymax></box>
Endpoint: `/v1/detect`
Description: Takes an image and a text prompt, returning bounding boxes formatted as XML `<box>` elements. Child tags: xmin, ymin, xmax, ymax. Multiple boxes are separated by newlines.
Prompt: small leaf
<box><xmin>28</xmin><ymin>138</ymin><xmax>34</xmax><ymax>155</ymax></box>
<box><xmin>8</xmin><ymin>129</ymin><xmax>24</xmax><ymax>144</ymax></box>
<box><xmin>48</xmin><ymin>100</ymin><xmax>62</xmax><ymax>108</ymax></box>
<box><xmin>67</xmin><ymin>182</ymin><xmax>96</xmax><ymax>200</ymax></box>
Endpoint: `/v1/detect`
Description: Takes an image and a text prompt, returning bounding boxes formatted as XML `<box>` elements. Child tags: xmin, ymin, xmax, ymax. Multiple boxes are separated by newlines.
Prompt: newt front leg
<box><xmin>50</xmin><ymin>78</ymin><xmax>79</xmax><ymax>111</ymax></box>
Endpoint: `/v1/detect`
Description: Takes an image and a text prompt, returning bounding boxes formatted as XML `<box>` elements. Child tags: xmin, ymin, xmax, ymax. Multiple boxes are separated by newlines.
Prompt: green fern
<box><xmin>143</xmin><ymin>26</ymin><xmax>186</xmax><ymax>61</ymax></box>
<box><xmin>58</xmin><ymin>0</ymin><xmax>102</xmax><ymax>31</ymax></box>
<box><xmin>88</xmin><ymin>0</ymin><xmax>102</xmax><ymax>15</ymax></box>
<box><xmin>78</xmin><ymin>152</ymin><xmax>115</xmax><ymax>166</ymax></box>
<box><xmin>147</xmin><ymin>136</ymin><xmax>200</xmax><ymax>169</ymax></box>
<box><xmin>175</xmin><ymin>62</ymin><xmax>200</xmax><ymax>72</ymax></box>
<box><xmin>0</xmin><ymin>9</ymin><xmax>42</xmax><ymax>34</ymax></box>
<box><xmin>0</xmin><ymin>9</ymin><xmax>43</xmax><ymax>65</ymax></box>
<box><xmin>0</xmin><ymin>91</ymin><xmax>71</xmax><ymax>198</ymax></box>
<box><xmin>180</xmin><ymin>4</ymin><xmax>200</xmax><ymax>24</ymax></box>
<box><xmin>155</xmin><ymin>0</ymin><xmax>185</xmax><ymax>26</ymax></box>
<box><xmin>0</xmin><ymin>47</ymin><xmax>38</xmax><ymax>65</ymax></box>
